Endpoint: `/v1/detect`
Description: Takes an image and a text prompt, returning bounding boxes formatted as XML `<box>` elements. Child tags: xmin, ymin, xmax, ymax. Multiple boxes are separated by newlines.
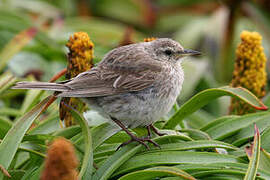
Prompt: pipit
<box><xmin>13</xmin><ymin>38</ymin><xmax>200</xmax><ymax>149</ymax></box>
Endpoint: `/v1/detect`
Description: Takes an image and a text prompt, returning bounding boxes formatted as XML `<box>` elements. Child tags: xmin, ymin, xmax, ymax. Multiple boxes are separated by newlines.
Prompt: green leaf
<box><xmin>205</xmin><ymin>112</ymin><xmax>270</xmax><ymax>140</ymax></box>
<box><xmin>22</xmin><ymin>134</ymin><xmax>55</xmax><ymax>144</ymax></box>
<box><xmin>180</xmin><ymin>129</ymin><xmax>211</xmax><ymax>140</ymax></box>
<box><xmin>92</xmin><ymin>123</ymin><xmax>120</xmax><ymax>149</ymax></box>
<box><xmin>93</xmin><ymin>135</ymin><xmax>188</xmax><ymax>180</ymax></box>
<box><xmin>244</xmin><ymin>125</ymin><xmax>261</xmax><ymax>180</ymax></box>
<box><xmin>29</xmin><ymin>113</ymin><xmax>61</xmax><ymax>135</ymax></box>
<box><xmin>18</xmin><ymin>142</ymin><xmax>46</xmax><ymax>157</ymax></box>
<box><xmin>259</xmin><ymin>149</ymin><xmax>270</xmax><ymax>172</ymax></box>
<box><xmin>0</xmin><ymin>96</ymin><xmax>51</xmax><ymax>179</ymax></box>
<box><xmin>184</xmin><ymin>109</ymin><xmax>215</xmax><ymax>129</ymax></box>
<box><xmin>232</xmin><ymin>115</ymin><xmax>270</xmax><ymax>147</ymax></box>
<box><xmin>261</xmin><ymin>126</ymin><xmax>270</xmax><ymax>152</ymax></box>
<box><xmin>0</xmin><ymin>116</ymin><xmax>12</xmax><ymax>139</ymax></box>
<box><xmin>92</xmin><ymin>143</ymin><xmax>142</xmax><ymax>180</ymax></box>
<box><xmin>163</xmin><ymin>86</ymin><xmax>268</xmax><ymax>129</ymax></box>
<box><xmin>66</xmin><ymin>105</ymin><xmax>93</xmax><ymax>180</ymax></box>
<box><xmin>52</xmin><ymin>125</ymin><xmax>81</xmax><ymax>139</ymax></box>
<box><xmin>200</xmin><ymin>115</ymin><xmax>239</xmax><ymax>132</ymax></box>
<box><xmin>94</xmin><ymin>144</ymin><xmax>120</xmax><ymax>158</ymax></box>
<box><xmin>2</xmin><ymin>170</ymin><xmax>25</xmax><ymax>180</ymax></box>
<box><xmin>175</xmin><ymin>162</ymin><xmax>270</xmax><ymax>179</ymax></box>
<box><xmin>115</xmin><ymin>151</ymin><xmax>242</xmax><ymax>176</ymax></box>
<box><xmin>0</xmin><ymin>71</ymin><xmax>17</xmax><ymax>96</ymax></box>
<box><xmin>118</xmin><ymin>166</ymin><xmax>196</xmax><ymax>180</ymax></box>
<box><xmin>155</xmin><ymin>140</ymin><xmax>238</xmax><ymax>151</ymax></box>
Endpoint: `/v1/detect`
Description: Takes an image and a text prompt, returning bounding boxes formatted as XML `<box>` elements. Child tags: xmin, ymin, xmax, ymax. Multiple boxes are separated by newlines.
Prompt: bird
<box><xmin>12</xmin><ymin>38</ymin><xmax>200</xmax><ymax>149</ymax></box>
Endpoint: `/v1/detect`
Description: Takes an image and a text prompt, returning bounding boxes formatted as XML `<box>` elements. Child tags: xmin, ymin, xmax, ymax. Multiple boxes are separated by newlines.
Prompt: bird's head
<box><xmin>147</xmin><ymin>38</ymin><xmax>200</xmax><ymax>63</ymax></box>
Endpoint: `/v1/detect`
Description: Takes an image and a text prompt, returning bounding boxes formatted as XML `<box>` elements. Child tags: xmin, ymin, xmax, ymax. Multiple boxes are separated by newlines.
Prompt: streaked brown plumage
<box><xmin>13</xmin><ymin>38</ymin><xmax>200</xmax><ymax>149</ymax></box>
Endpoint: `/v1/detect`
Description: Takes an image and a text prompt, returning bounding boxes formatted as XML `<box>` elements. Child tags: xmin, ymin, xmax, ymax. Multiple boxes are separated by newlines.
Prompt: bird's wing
<box><xmin>58</xmin><ymin>46</ymin><xmax>162</xmax><ymax>97</ymax></box>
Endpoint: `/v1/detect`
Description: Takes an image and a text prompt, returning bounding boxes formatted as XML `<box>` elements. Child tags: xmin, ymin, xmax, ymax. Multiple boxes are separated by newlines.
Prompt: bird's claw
<box><xmin>116</xmin><ymin>136</ymin><xmax>160</xmax><ymax>151</ymax></box>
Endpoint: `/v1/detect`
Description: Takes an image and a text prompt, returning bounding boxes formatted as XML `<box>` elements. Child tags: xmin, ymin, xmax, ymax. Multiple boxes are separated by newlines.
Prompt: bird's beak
<box><xmin>178</xmin><ymin>49</ymin><xmax>201</xmax><ymax>56</ymax></box>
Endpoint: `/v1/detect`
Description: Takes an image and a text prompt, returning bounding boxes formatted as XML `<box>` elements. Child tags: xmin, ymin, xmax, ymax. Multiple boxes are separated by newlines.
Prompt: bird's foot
<box><xmin>116</xmin><ymin>136</ymin><xmax>160</xmax><ymax>151</ymax></box>
<box><xmin>149</xmin><ymin>124</ymin><xmax>167</xmax><ymax>136</ymax></box>
<box><xmin>110</xmin><ymin>117</ymin><xmax>161</xmax><ymax>151</ymax></box>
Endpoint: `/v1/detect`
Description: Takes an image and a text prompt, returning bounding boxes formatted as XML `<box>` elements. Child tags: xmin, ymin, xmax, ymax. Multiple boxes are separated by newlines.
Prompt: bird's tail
<box><xmin>12</xmin><ymin>81</ymin><xmax>70</xmax><ymax>91</ymax></box>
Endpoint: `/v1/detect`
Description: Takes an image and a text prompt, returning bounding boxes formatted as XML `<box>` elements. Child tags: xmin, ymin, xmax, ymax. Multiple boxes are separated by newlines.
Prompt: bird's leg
<box><xmin>143</xmin><ymin>125</ymin><xmax>160</xmax><ymax>149</ymax></box>
<box><xmin>111</xmin><ymin>117</ymin><xmax>159</xmax><ymax>150</ymax></box>
<box><xmin>147</xmin><ymin>125</ymin><xmax>152</xmax><ymax>138</ymax></box>
<box><xmin>149</xmin><ymin>124</ymin><xmax>166</xmax><ymax>136</ymax></box>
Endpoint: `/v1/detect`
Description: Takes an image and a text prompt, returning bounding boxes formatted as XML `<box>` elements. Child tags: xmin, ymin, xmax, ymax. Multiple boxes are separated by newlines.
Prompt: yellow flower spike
<box><xmin>230</xmin><ymin>31</ymin><xmax>267</xmax><ymax>115</ymax></box>
<box><xmin>60</xmin><ymin>32</ymin><xmax>94</xmax><ymax>126</ymax></box>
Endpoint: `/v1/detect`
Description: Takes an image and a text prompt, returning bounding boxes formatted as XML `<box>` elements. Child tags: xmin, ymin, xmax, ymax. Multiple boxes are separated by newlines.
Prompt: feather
<box><xmin>12</xmin><ymin>82</ymin><xmax>70</xmax><ymax>91</ymax></box>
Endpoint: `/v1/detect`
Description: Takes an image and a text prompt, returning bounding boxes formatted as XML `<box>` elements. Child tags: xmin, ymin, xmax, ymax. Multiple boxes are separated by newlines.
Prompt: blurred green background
<box><xmin>1</xmin><ymin>1</ymin><xmax>270</xmax><ymax>179</ymax></box>
<box><xmin>1</xmin><ymin>0</ymin><xmax>270</xmax><ymax>117</ymax></box>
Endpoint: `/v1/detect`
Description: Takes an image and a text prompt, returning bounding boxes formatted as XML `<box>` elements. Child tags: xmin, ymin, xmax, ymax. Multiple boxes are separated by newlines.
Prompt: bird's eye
<box><xmin>164</xmin><ymin>49</ymin><xmax>172</xmax><ymax>56</ymax></box>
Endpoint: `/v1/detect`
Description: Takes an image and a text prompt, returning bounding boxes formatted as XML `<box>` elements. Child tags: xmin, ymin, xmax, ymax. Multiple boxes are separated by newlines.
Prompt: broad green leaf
<box><xmin>244</xmin><ymin>125</ymin><xmax>260</xmax><ymax>180</ymax></box>
<box><xmin>154</xmin><ymin>140</ymin><xmax>238</xmax><ymax>151</ymax></box>
<box><xmin>93</xmin><ymin>135</ymin><xmax>185</xmax><ymax>180</ymax></box>
<box><xmin>0</xmin><ymin>116</ymin><xmax>12</xmax><ymax>139</ymax></box>
<box><xmin>29</xmin><ymin>113</ymin><xmax>61</xmax><ymax>135</ymax></box>
<box><xmin>180</xmin><ymin>129</ymin><xmax>211</xmax><ymax>140</ymax></box>
<box><xmin>3</xmin><ymin>170</ymin><xmax>25</xmax><ymax>180</ymax></box>
<box><xmin>92</xmin><ymin>143</ymin><xmax>141</xmax><ymax>180</ymax></box>
<box><xmin>104</xmin><ymin>131</ymin><xmax>133</xmax><ymax>144</ymax></box>
<box><xmin>164</xmin><ymin>86</ymin><xmax>268</xmax><ymax>129</ymax></box>
<box><xmin>205</xmin><ymin>112</ymin><xmax>270</xmax><ymax>140</ymax></box>
<box><xmin>118</xmin><ymin>166</ymin><xmax>195</xmax><ymax>180</ymax></box>
<box><xmin>184</xmin><ymin>109</ymin><xmax>215</xmax><ymax>129</ymax></box>
<box><xmin>0</xmin><ymin>71</ymin><xmax>17</xmax><ymax>96</ymax></box>
<box><xmin>261</xmin><ymin>127</ymin><xmax>270</xmax><ymax>152</ymax></box>
<box><xmin>115</xmin><ymin>151</ymin><xmax>242</xmax><ymax>176</ymax></box>
<box><xmin>175</xmin><ymin>162</ymin><xmax>270</xmax><ymax>179</ymax></box>
<box><xmin>232</xmin><ymin>115</ymin><xmax>270</xmax><ymax>146</ymax></box>
<box><xmin>0</xmin><ymin>96</ymin><xmax>51</xmax><ymax>179</ymax></box>
<box><xmin>18</xmin><ymin>142</ymin><xmax>46</xmax><ymax>157</ymax></box>
<box><xmin>92</xmin><ymin>123</ymin><xmax>120</xmax><ymax>149</ymax></box>
<box><xmin>94</xmin><ymin>140</ymin><xmax>238</xmax><ymax>161</ymax></box>
<box><xmin>67</xmin><ymin>105</ymin><xmax>93</xmax><ymax>180</ymax></box>
<box><xmin>52</xmin><ymin>125</ymin><xmax>81</xmax><ymax>138</ymax></box>
<box><xmin>259</xmin><ymin>149</ymin><xmax>270</xmax><ymax>172</ymax></box>
<box><xmin>191</xmin><ymin>169</ymin><xmax>263</xmax><ymax>179</ymax></box>
<box><xmin>22</xmin><ymin>134</ymin><xmax>55</xmax><ymax>144</ymax></box>
<box><xmin>160</xmin><ymin>178</ymin><xmax>187</xmax><ymax>180</ymax></box>
<box><xmin>94</xmin><ymin>144</ymin><xmax>120</xmax><ymax>158</ymax></box>
<box><xmin>200</xmin><ymin>115</ymin><xmax>239</xmax><ymax>131</ymax></box>
<box><xmin>21</xmin><ymin>167</ymin><xmax>39</xmax><ymax>180</ymax></box>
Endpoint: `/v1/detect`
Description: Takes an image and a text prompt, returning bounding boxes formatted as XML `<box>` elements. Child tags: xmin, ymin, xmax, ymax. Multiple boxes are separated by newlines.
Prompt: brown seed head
<box><xmin>41</xmin><ymin>138</ymin><xmax>79</xmax><ymax>180</ymax></box>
